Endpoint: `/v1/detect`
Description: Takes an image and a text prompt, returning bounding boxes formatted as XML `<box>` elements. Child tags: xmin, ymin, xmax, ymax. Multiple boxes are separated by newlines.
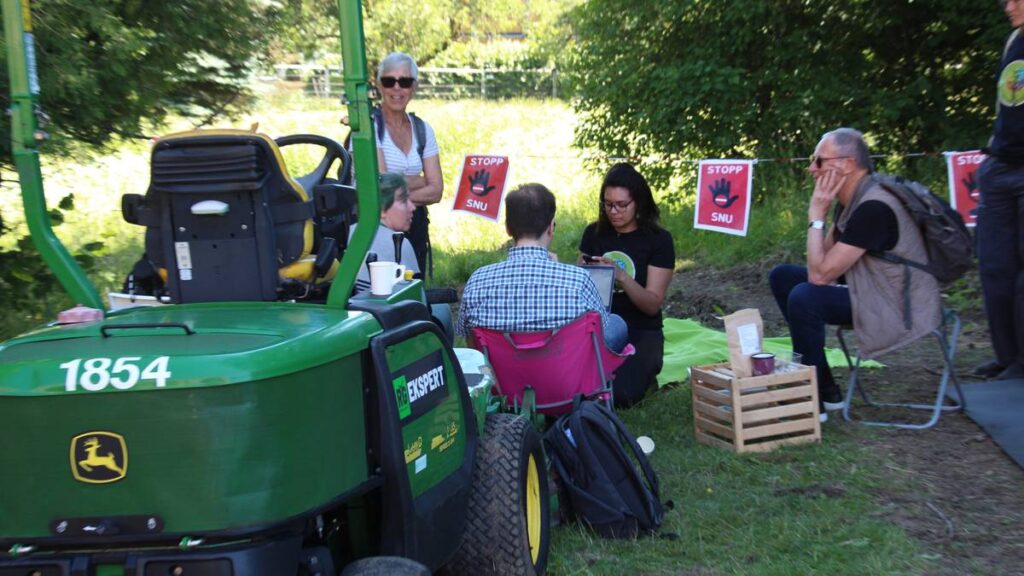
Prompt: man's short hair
<box><xmin>824</xmin><ymin>127</ymin><xmax>875</xmax><ymax>173</ymax></box>
<box><xmin>379</xmin><ymin>172</ymin><xmax>409</xmax><ymax>211</ymax></box>
<box><xmin>505</xmin><ymin>183</ymin><xmax>556</xmax><ymax>240</ymax></box>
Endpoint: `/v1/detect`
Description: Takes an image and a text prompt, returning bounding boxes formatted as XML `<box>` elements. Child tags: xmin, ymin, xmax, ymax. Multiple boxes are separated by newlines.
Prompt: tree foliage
<box><xmin>0</xmin><ymin>0</ymin><xmax>281</xmax><ymax>160</ymax></box>
<box><xmin>276</xmin><ymin>0</ymin><xmax>579</xmax><ymax>69</ymax></box>
<box><xmin>0</xmin><ymin>194</ymin><xmax>102</xmax><ymax>338</ymax></box>
<box><xmin>567</xmin><ymin>0</ymin><xmax>1007</xmax><ymax>186</ymax></box>
<box><xmin>364</xmin><ymin>0</ymin><xmax>453</xmax><ymax>64</ymax></box>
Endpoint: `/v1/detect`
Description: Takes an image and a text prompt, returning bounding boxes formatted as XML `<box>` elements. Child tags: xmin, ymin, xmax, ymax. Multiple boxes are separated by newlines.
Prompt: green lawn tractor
<box><xmin>0</xmin><ymin>1</ymin><xmax>550</xmax><ymax>574</ymax></box>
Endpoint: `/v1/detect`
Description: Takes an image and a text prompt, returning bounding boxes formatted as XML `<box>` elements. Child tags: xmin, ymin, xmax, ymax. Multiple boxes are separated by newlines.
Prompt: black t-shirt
<box><xmin>835</xmin><ymin>200</ymin><xmax>899</xmax><ymax>252</ymax></box>
<box><xmin>990</xmin><ymin>30</ymin><xmax>1024</xmax><ymax>162</ymax></box>
<box><xmin>579</xmin><ymin>223</ymin><xmax>675</xmax><ymax>330</ymax></box>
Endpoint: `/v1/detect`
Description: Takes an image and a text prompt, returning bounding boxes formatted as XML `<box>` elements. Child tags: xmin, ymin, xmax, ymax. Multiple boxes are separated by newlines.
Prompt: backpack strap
<box><xmin>588</xmin><ymin>403</ymin><xmax>663</xmax><ymax>513</ymax></box>
<box><xmin>1005</xmin><ymin>28</ymin><xmax>1020</xmax><ymax>61</ymax></box>
<box><xmin>867</xmin><ymin>177</ymin><xmax>933</xmax><ymax>330</ymax></box>
<box><xmin>372</xmin><ymin>107</ymin><xmax>386</xmax><ymax>142</ymax></box>
<box><xmin>869</xmin><ymin>178</ymin><xmax>934</xmax><ymax>274</ymax></box>
<box><xmin>407</xmin><ymin>112</ymin><xmax>432</xmax><ymax>278</ymax></box>
<box><xmin>409</xmin><ymin>112</ymin><xmax>427</xmax><ymax>160</ymax></box>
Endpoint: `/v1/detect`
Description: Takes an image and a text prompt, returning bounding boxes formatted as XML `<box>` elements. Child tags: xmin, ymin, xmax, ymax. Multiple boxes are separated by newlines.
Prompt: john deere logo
<box><xmin>70</xmin><ymin>432</ymin><xmax>127</xmax><ymax>484</ymax></box>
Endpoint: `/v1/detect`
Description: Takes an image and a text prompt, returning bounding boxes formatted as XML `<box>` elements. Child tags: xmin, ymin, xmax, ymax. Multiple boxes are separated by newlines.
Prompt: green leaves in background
<box><xmin>0</xmin><ymin>194</ymin><xmax>104</xmax><ymax>336</ymax></box>
<box><xmin>567</xmin><ymin>0</ymin><xmax>1007</xmax><ymax>191</ymax></box>
<box><xmin>0</xmin><ymin>0</ymin><xmax>283</xmax><ymax>162</ymax></box>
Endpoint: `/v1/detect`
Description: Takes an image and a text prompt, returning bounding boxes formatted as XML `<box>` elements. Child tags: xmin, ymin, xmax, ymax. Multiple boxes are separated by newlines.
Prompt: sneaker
<box><xmin>820</xmin><ymin>385</ymin><xmax>846</xmax><ymax>412</ymax></box>
<box><xmin>972</xmin><ymin>359</ymin><xmax>1006</xmax><ymax>379</ymax></box>
<box><xmin>819</xmin><ymin>411</ymin><xmax>829</xmax><ymax>424</ymax></box>
<box><xmin>995</xmin><ymin>362</ymin><xmax>1024</xmax><ymax>381</ymax></box>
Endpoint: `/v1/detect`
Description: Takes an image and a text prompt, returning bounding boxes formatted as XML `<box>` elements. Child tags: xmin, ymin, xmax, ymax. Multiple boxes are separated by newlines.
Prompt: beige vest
<box><xmin>836</xmin><ymin>176</ymin><xmax>941</xmax><ymax>358</ymax></box>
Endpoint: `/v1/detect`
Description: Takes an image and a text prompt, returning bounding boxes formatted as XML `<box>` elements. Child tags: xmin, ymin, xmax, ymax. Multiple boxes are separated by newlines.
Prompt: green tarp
<box><xmin>658</xmin><ymin>318</ymin><xmax>881</xmax><ymax>386</ymax></box>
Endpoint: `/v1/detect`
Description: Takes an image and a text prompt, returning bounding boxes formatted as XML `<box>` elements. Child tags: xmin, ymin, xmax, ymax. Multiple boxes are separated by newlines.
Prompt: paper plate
<box><xmin>603</xmin><ymin>250</ymin><xmax>636</xmax><ymax>279</ymax></box>
<box><xmin>637</xmin><ymin>435</ymin><xmax>655</xmax><ymax>455</ymax></box>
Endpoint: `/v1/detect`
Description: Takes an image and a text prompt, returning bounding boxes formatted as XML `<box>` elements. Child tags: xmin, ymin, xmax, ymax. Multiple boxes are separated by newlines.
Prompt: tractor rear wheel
<box><xmin>445</xmin><ymin>413</ymin><xmax>550</xmax><ymax>575</ymax></box>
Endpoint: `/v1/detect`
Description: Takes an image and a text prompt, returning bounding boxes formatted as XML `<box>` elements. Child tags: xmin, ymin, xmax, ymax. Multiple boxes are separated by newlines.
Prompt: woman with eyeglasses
<box><xmin>578</xmin><ymin>163</ymin><xmax>675</xmax><ymax>406</ymax></box>
<box><xmin>350</xmin><ymin>173</ymin><xmax>419</xmax><ymax>294</ymax></box>
<box><xmin>374</xmin><ymin>51</ymin><xmax>444</xmax><ymax>276</ymax></box>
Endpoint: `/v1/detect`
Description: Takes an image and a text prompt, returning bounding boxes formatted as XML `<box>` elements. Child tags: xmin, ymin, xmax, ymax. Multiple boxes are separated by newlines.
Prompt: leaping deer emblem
<box><xmin>78</xmin><ymin>437</ymin><xmax>125</xmax><ymax>476</ymax></box>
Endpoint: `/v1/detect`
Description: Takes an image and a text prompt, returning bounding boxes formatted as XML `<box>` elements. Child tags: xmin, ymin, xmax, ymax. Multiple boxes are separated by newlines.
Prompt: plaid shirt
<box><xmin>457</xmin><ymin>246</ymin><xmax>610</xmax><ymax>337</ymax></box>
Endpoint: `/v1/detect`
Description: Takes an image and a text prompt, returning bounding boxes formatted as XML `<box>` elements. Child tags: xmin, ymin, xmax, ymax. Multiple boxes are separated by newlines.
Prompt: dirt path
<box><xmin>669</xmin><ymin>263</ymin><xmax>1024</xmax><ymax>576</ymax></box>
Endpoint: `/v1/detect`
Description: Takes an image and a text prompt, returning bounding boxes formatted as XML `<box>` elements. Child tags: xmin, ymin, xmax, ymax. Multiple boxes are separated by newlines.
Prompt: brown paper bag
<box><xmin>724</xmin><ymin>308</ymin><xmax>764</xmax><ymax>378</ymax></box>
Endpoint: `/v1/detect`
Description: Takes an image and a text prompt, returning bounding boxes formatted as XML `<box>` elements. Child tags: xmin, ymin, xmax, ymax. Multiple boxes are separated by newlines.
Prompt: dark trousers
<box><xmin>976</xmin><ymin>157</ymin><xmax>1024</xmax><ymax>368</ymax></box>
<box><xmin>768</xmin><ymin>264</ymin><xmax>853</xmax><ymax>396</ymax></box>
<box><xmin>613</xmin><ymin>327</ymin><xmax>663</xmax><ymax>408</ymax></box>
<box><xmin>407</xmin><ymin>206</ymin><xmax>431</xmax><ymax>278</ymax></box>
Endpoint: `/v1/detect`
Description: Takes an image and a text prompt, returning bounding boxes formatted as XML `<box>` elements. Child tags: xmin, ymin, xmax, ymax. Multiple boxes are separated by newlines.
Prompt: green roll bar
<box><xmin>329</xmin><ymin>0</ymin><xmax>380</xmax><ymax>308</ymax></box>
<box><xmin>2</xmin><ymin>0</ymin><xmax>103</xmax><ymax>310</ymax></box>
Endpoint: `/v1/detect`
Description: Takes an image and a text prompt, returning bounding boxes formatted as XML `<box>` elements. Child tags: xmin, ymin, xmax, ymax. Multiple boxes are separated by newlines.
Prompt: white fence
<box><xmin>272</xmin><ymin>64</ymin><xmax>562</xmax><ymax>99</ymax></box>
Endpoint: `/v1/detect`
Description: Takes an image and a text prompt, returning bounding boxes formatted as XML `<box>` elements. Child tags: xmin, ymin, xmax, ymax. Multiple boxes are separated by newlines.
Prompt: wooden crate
<box><xmin>691</xmin><ymin>362</ymin><xmax>821</xmax><ymax>453</ymax></box>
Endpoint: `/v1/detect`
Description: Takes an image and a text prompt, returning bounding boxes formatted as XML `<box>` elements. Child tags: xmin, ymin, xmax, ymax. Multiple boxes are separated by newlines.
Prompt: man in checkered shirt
<box><xmin>457</xmin><ymin>183</ymin><xmax>628</xmax><ymax>351</ymax></box>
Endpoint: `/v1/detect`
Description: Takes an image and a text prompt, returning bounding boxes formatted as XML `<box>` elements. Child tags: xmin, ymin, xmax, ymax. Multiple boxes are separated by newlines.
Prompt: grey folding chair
<box><xmin>839</xmin><ymin>307</ymin><xmax>966</xmax><ymax>429</ymax></box>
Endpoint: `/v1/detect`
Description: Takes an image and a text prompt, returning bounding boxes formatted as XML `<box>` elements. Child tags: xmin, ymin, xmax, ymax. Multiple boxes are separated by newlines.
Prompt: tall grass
<box><xmin>551</xmin><ymin>386</ymin><xmax>927</xmax><ymax>575</ymax></box>
<box><xmin>4</xmin><ymin>90</ymin><xmax>809</xmax><ymax>298</ymax></box>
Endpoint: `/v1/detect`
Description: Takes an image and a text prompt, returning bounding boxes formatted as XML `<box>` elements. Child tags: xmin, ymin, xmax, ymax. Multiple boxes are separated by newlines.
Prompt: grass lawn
<box><xmin>2</xmin><ymin>90</ymin><xmax>939</xmax><ymax>573</ymax></box>
<box><xmin>551</xmin><ymin>386</ymin><xmax>925</xmax><ymax>575</ymax></box>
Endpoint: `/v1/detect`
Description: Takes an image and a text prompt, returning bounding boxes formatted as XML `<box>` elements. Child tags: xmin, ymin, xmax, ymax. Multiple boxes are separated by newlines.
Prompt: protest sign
<box><xmin>945</xmin><ymin>150</ymin><xmax>985</xmax><ymax>228</ymax></box>
<box><xmin>452</xmin><ymin>155</ymin><xmax>510</xmax><ymax>222</ymax></box>
<box><xmin>694</xmin><ymin>160</ymin><xmax>754</xmax><ymax>236</ymax></box>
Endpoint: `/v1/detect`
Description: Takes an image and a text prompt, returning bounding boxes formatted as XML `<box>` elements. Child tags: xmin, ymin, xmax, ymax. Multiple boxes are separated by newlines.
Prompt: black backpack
<box><xmin>871</xmin><ymin>174</ymin><xmax>974</xmax><ymax>284</ymax></box>
<box><xmin>543</xmin><ymin>400</ymin><xmax>667</xmax><ymax>539</ymax></box>
<box><xmin>121</xmin><ymin>253</ymin><xmax>166</xmax><ymax>297</ymax></box>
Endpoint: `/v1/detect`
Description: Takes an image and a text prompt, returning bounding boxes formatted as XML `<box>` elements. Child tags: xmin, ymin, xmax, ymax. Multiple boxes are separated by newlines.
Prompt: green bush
<box><xmin>0</xmin><ymin>195</ymin><xmax>105</xmax><ymax>339</ymax></box>
<box><xmin>424</xmin><ymin>40</ymin><xmax>562</xmax><ymax>99</ymax></box>
<box><xmin>566</xmin><ymin>0</ymin><xmax>1007</xmax><ymax>190</ymax></box>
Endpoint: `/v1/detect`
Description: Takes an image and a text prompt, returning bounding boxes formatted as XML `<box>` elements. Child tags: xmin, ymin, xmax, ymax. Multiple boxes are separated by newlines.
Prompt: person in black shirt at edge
<box><xmin>769</xmin><ymin>128</ymin><xmax>941</xmax><ymax>423</ymax></box>
<box><xmin>972</xmin><ymin>0</ymin><xmax>1024</xmax><ymax>381</ymax></box>
<box><xmin>579</xmin><ymin>163</ymin><xmax>675</xmax><ymax>407</ymax></box>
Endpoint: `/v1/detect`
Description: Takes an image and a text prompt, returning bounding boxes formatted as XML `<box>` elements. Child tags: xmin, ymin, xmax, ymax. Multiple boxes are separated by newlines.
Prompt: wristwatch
<box><xmin>808</xmin><ymin>220</ymin><xmax>826</xmax><ymax>230</ymax></box>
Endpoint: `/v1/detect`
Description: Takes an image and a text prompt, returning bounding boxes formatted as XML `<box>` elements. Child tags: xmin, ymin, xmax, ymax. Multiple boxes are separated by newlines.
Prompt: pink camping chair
<box><xmin>471</xmin><ymin>312</ymin><xmax>636</xmax><ymax>415</ymax></box>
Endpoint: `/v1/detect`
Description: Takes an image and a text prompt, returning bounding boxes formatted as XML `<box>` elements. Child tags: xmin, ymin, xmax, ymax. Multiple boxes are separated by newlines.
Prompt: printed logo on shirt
<box><xmin>998</xmin><ymin>60</ymin><xmax>1024</xmax><ymax>107</ymax></box>
<box><xmin>603</xmin><ymin>250</ymin><xmax>636</xmax><ymax>279</ymax></box>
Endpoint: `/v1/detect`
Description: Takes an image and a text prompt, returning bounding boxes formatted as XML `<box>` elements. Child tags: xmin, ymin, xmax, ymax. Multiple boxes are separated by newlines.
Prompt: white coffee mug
<box><xmin>369</xmin><ymin>261</ymin><xmax>407</xmax><ymax>296</ymax></box>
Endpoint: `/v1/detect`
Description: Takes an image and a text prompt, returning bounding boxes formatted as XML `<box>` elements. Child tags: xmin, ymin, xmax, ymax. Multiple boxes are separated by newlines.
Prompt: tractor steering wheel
<box><xmin>275</xmin><ymin>134</ymin><xmax>353</xmax><ymax>196</ymax></box>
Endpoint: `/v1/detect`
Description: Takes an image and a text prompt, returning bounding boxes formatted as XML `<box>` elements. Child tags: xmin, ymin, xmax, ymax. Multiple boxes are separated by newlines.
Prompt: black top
<box><xmin>835</xmin><ymin>200</ymin><xmax>899</xmax><ymax>252</ymax></box>
<box><xmin>989</xmin><ymin>30</ymin><xmax>1024</xmax><ymax>163</ymax></box>
<box><xmin>579</xmin><ymin>224</ymin><xmax>675</xmax><ymax>330</ymax></box>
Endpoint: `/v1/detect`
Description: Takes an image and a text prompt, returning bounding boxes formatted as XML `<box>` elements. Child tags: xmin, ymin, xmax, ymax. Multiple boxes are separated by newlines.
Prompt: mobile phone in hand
<box><xmin>582</xmin><ymin>254</ymin><xmax>598</xmax><ymax>263</ymax></box>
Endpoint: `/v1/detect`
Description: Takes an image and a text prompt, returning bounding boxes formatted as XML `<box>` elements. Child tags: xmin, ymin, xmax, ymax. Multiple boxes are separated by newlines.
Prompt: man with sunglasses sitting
<box><xmin>457</xmin><ymin>183</ymin><xmax>628</xmax><ymax>352</ymax></box>
<box><xmin>768</xmin><ymin>128</ymin><xmax>941</xmax><ymax>423</ymax></box>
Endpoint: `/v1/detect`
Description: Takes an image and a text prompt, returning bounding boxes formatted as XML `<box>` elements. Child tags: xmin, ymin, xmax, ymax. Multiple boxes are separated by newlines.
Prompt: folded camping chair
<box><xmin>470</xmin><ymin>312</ymin><xmax>636</xmax><ymax>415</ymax></box>
<box><xmin>122</xmin><ymin>130</ymin><xmax>352</xmax><ymax>303</ymax></box>
<box><xmin>839</xmin><ymin>307</ymin><xmax>966</xmax><ymax>429</ymax></box>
